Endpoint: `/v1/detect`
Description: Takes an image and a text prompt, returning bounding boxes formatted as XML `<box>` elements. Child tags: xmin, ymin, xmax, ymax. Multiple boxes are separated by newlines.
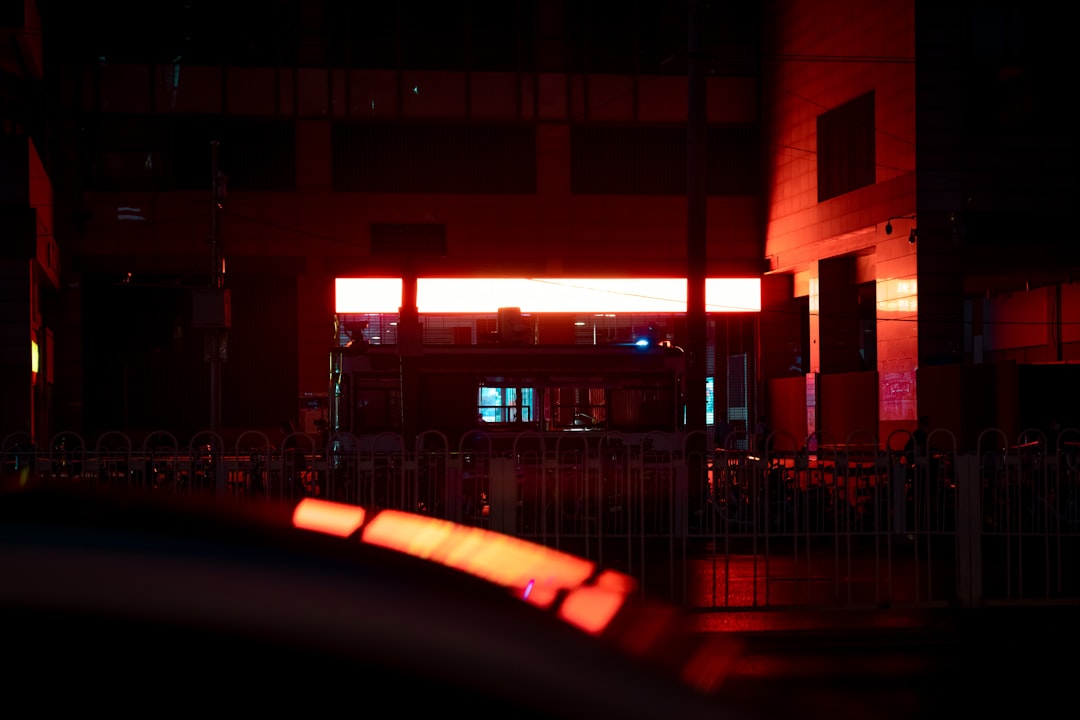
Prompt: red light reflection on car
<box><xmin>291</xmin><ymin>498</ymin><xmax>634</xmax><ymax>635</ymax></box>
<box><xmin>292</xmin><ymin>498</ymin><xmax>366</xmax><ymax>537</ymax></box>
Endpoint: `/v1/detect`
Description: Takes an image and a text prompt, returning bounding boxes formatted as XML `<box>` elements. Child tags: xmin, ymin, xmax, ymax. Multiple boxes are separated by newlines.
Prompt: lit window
<box><xmin>478</xmin><ymin>386</ymin><xmax>534</xmax><ymax>424</ymax></box>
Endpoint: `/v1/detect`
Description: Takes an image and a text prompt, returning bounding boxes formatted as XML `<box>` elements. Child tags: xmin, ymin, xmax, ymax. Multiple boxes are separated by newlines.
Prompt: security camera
<box><xmin>885</xmin><ymin>222</ymin><xmax>893</xmax><ymax>235</ymax></box>
<box><xmin>908</xmin><ymin>228</ymin><xmax>917</xmax><ymax>244</ymax></box>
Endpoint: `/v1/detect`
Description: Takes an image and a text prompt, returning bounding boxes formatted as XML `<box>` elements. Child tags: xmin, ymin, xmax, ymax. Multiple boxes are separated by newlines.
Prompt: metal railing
<box><xmin>5</xmin><ymin>426</ymin><xmax>1080</xmax><ymax>611</ymax></box>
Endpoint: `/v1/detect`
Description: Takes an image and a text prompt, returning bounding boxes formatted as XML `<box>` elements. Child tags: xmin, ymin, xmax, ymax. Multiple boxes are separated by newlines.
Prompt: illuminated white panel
<box><xmin>418</xmin><ymin>278</ymin><xmax>687</xmax><ymax>313</ymax></box>
<box><xmin>334</xmin><ymin>278</ymin><xmax>402</xmax><ymax>314</ymax></box>
<box><xmin>335</xmin><ymin>277</ymin><xmax>761</xmax><ymax>313</ymax></box>
<box><xmin>705</xmin><ymin>277</ymin><xmax>760</xmax><ymax>312</ymax></box>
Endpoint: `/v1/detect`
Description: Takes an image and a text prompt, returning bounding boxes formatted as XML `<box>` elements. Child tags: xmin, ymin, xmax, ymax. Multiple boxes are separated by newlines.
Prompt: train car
<box><xmin>329</xmin><ymin>339</ymin><xmax>686</xmax><ymax>449</ymax></box>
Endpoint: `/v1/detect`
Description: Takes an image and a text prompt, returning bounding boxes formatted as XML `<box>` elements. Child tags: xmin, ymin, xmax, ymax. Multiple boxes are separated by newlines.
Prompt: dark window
<box><xmin>173</xmin><ymin>118</ymin><xmax>296</xmax><ymax>192</ymax></box>
<box><xmin>352</xmin><ymin>383</ymin><xmax>402</xmax><ymax>432</ymax></box>
<box><xmin>321</xmin><ymin>1</ymin><xmax>757</xmax><ymax>75</ymax></box>
<box><xmin>468</xmin><ymin>0</ymin><xmax>525</xmax><ymax>72</ymax></box>
<box><xmin>817</xmin><ymin>91</ymin><xmax>875</xmax><ymax>202</ymax></box>
<box><xmin>571</xmin><ymin>124</ymin><xmax>759</xmax><ymax>195</ymax></box>
<box><xmin>400</xmin><ymin>2</ymin><xmax>467</xmax><ymax>70</ymax></box>
<box><xmin>41</xmin><ymin>1</ymin><xmax>297</xmax><ymax>66</ymax></box>
<box><xmin>708</xmin><ymin>125</ymin><xmax>760</xmax><ymax>195</ymax></box>
<box><xmin>82</xmin><ymin>115</ymin><xmax>295</xmax><ymax>192</ymax></box>
<box><xmin>330</xmin><ymin>0</ymin><xmax>471</xmax><ymax>70</ymax></box>
<box><xmin>576</xmin><ymin>0</ymin><xmax>641</xmax><ymax>73</ymax></box>
<box><xmin>81</xmin><ymin>272</ymin><xmax>298</xmax><ymax>438</ymax></box>
<box><xmin>327</xmin><ymin>1</ymin><xmax>398</xmax><ymax>69</ymax></box>
<box><xmin>80</xmin><ymin>115</ymin><xmax>172</xmax><ymax>192</ymax></box>
<box><xmin>572</xmin><ymin>126</ymin><xmax>683</xmax><ymax>194</ymax></box>
<box><xmin>548</xmin><ymin>387</ymin><xmax>606</xmax><ymax>430</ymax></box>
<box><xmin>332</xmin><ymin>123</ymin><xmax>535</xmax><ymax>193</ymax></box>
<box><xmin>328</xmin><ymin>1</ymin><xmax>529</xmax><ymax>72</ymax></box>
<box><xmin>858</xmin><ymin>281</ymin><xmax>877</xmax><ymax>370</ymax></box>
<box><xmin>610</xmin><ymin>386</ymin><xmax>674</xmax><ymax>431</ymax></box>
<box><xmin>370</xmin><ymin>224</ymin><xmax>447</xmax><ymax>256</ymax></box>
<box><xmin>544</xmin><ymin>0</ymin><xmax>759</xmax><ymax>76</ymax></box>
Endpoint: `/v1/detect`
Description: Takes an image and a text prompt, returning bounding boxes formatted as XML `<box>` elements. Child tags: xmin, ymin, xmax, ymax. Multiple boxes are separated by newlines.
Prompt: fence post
<box><xmin>489</xmin><ymin>457</ymin><xmax>517</xmax><ymax>534</ymax></box>
<box><xmin>892</xmin><ymin>461</ymin><xmax>907</xmax><ymax>535</ymax></box>
<box><xmin>954</xmin><ymin>453</ymin><xmax>982</xmax><ymax>607</ymax></box>
<box><xmin>216</xmin><ymin>459</ymin><xmax>228</xmax><ymax>496</ymax></box>
<box><xmin>446</xmin><ymin>454</ymin><xmax>464</xmax><ymax>523</ymax></box>
<box><xmin>674</xmin><ymin>457</ymin><xmax>688</xmax><ymax>539</ymax></box>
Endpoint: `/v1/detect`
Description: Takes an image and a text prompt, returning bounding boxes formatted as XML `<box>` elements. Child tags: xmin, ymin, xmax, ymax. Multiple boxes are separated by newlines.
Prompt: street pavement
<box><xmin>698</xmin><ymin>605</ymin><xmax>1080</xmax><ymax>719</ymax></box>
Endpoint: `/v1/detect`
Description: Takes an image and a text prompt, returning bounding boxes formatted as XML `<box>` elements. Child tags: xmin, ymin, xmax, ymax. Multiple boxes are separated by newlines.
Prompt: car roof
<box><xmin>0</xmin><ymin>484</ymin><xmax>743</xmax><ymax>719</ymax></box>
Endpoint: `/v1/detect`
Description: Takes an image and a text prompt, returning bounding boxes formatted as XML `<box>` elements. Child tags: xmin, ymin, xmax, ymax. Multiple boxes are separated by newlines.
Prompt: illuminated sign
<box><xmin>335</xmin><ymin>277</ymin><xmax>761</xmax><ymax>314</ymax></box>
<box><xmin>334</xmin><ymin>278</ymin><xmax>403</xmax><ymax>314</ymax></box>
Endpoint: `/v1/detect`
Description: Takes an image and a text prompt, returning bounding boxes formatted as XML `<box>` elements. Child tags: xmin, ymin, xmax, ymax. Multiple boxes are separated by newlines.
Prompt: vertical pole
<box><xmin>685</xmin><ymin>0</ymin><xmax>708</xmax><ymax>534</ymax></box>
<box><xmin>687</xmin><ymin>0</ymin><xmax>707</xmax><ymax>436</ymax></box>
<box><xmin>398</xmin><ymin>256</ymin><xmax>420</xmax><ymax>453</ymax></box>
<box><xmin>209</xmin><ymin>140</ymin><xmax>223</xmax><ymax>440</ymax></box>
<box><xmin>1053</xmin><ymin>283</ymin><xmax>1062</xmax><ymax>362</ymax></box>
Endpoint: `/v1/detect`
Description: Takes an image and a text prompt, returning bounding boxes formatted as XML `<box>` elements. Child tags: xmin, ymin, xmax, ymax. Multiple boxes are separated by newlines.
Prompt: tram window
<box><xmin>354</xmin><ymin>387</ymin><xmax>401</xmax><ymax>431</ymax></box>
<box><xmin>478</xmin><ymin>386</ymin><xmax>534</xmax><ymax>424</ymax></box>
<box><xmin>610</xmin><ymin>387</ymin><xmax>676</xmax><ymax>430</ymax></box>
<box><xmin>549</xmin><ymin>387</ymin><xmax>606</xmax><ymax>430</ymax></box>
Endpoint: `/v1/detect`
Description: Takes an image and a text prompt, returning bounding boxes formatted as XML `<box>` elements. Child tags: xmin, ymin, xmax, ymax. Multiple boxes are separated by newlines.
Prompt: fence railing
<box><xmin>5</xmin><ymin>426</ymin><xmax>1080</xmax><ymax>610</ymax></box>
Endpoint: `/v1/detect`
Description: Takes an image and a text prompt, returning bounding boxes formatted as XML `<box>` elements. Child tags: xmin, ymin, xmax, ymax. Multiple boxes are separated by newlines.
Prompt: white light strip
<box><xmin>419</xmin><ymin>278</ymin><xmax>688</xmax><ymax>313</ymax></box>
<box><xmin>335</xmin><ymin>277</ymin><xmax>403</xmax><ymax>314</ymax></box>
<box><xmin>336</xmin><ymin>277</ymin><xmax>761</xmax><ymax>314</ymax></box>
<box><xmin>705</xmin><ymin>278</ymin><xmax>761</xmax><ymax>312</ymax></box>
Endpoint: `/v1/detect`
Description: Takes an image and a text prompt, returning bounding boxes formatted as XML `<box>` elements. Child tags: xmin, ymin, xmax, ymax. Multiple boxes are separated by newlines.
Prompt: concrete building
<box><xmin>1</xmin><ymin>0</ymin><xmax>57</xmax><ymax>447</ymax></box>
<box><xmin>3</xmin><ymin>0</ymin><xmax>1076</xmax><ymax>450</ymax></box>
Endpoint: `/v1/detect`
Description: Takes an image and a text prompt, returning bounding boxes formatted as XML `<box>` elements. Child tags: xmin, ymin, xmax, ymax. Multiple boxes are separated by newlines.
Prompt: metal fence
<box><xmin>5</xmin><ymin>426</ymin><xmax>1080</xmax><ymax>611</ymax></box>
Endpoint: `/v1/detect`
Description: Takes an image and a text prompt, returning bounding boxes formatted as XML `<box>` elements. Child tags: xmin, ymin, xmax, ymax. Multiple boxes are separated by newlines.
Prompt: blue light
<box><xmin>634</xmin><ymin>324</ymin><xmax>661</xmax><ymax>349</ymax></box>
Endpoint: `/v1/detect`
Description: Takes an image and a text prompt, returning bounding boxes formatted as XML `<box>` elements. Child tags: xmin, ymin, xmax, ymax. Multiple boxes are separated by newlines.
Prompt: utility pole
<box><xmin>681</xmin><ymin>0</ymin><xmax>709</xmax><ymax>551</ymax></box>
<box><xmin>208</xmin><ymin>140</ymin><xmax>226</xmax><ymax>439</ymax></box>
<box><xmin>687</xmin><ymin>0</ymin><xmax>708</xmax><ymax>445</ymax></box>
<box><xmin>398</xmin><ymin>254</ymin><xmax>421</xmax><ymax>454</ymax></box>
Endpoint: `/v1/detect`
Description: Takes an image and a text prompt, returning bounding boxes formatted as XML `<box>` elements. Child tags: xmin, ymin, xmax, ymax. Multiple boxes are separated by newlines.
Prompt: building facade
<box><xmin>1</xmin><ymin>0</ymin><xmax>58</xmax><ymax>447</ymax></box>
<box><xmin>760</xmin><ymin>0</ymin><xmax>1078</xmax><ymax>449</ymax></box>
<box><xmin>2</xmin><ymin>0</ymin><xmax>1074</xmax><ymax>450</ymax></box>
